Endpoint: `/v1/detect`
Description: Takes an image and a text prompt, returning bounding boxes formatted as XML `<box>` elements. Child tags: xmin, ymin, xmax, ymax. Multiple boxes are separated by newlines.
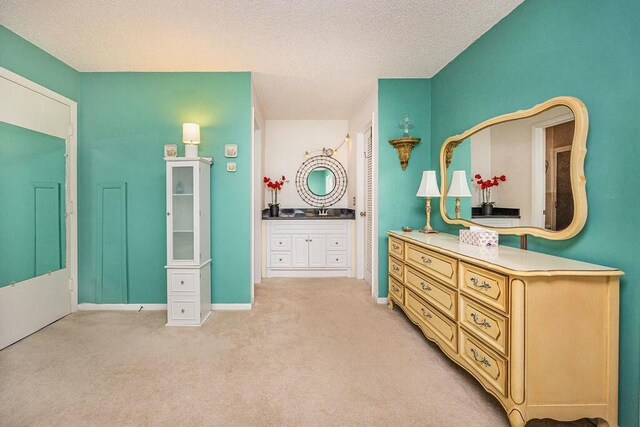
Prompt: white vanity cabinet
<box><xmin>266</xmin><ymin>220</ymin><xmax>353</xmax><ymax>277</ymax></box>
<box><xmin>165</xmin><ymin>157</ymin><xmax>212</xmax><ymax>326</ymax></box>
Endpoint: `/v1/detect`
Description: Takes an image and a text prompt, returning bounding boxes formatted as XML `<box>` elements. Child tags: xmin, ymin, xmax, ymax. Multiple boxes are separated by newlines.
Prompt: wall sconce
<box><xmin>183</xmin><ymin>123</ymin><xmax>200</xmax><ymax>157</ymax></box>
<box><xmin>389</xmin><ymin>115</ymin><xmax>420</xmax><ymax>170</ymax></box>
<box><xmin>447</xmin><ymin>170</ymin><xmax>471</xmax><ymax>219</ymax></box>
<box><xmin>304</xmin><ymin>134</ymin><xmax>350</xmax><ymax>158</ymax></box>
<box><xmin>416</xmin><ymin>171</ymin><xmax>440</xmax><ymax>233</ymax></box>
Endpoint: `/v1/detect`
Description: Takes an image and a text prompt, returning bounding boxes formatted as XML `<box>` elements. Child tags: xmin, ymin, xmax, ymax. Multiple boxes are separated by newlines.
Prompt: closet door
<box><xmin>0</xmin><ymin>68</ymin><xmax>76</xmax><ymax>350</ymax></box>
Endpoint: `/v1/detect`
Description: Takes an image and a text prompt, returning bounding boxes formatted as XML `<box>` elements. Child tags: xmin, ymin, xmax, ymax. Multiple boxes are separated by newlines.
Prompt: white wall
<box><xmin>264</xmin><ymin>120</ymin><xmax>349</xmax><ymax>208</ymax></box>
<box><xmin>470</xmin><ymin>128</ymin><xmax>492</xmax><ymax>206</ymax></box>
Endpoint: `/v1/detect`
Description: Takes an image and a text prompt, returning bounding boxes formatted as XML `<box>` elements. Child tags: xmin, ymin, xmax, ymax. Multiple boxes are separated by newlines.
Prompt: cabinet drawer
<box><xmin>405</xmin><ymin>291</ymin><xmax>457</xmax><ymax>352</ymax></box>
<box><xmin>460</xmin><ymin>328</ymin><xmax>508</xmax><ymax>397</ymax></box>
<box><xmin>168</xmin><ymin>297</ymin><xmax>198</xmax><ymax>322</ymax></box>
<box><xmin>389</xmin><ymin>257</ymin><xmax>404</xmax><ymax>282</ymax></box>
<box><xmin>388</xmin><ymin>277</ymin><xmax>404</xmax><ymax>304</ymax></box>
<box><xmin>460</xmin><ymin>295</ymin><xmax>508</xmax><ymax>356</ymax></box>
<box><xmin>460</xmin><ymin>262</ymin><xmax>508</xmax><ymax>314</ymax></box>
<box><xmin>270</xmin><ymin>234</ymin><xmax>291</xmax><ymax>251</ymax></box>
<box><xmin>406</xmin><ymin>244</ymin><xmax>457</xmax><ymax>287</ymax></box>
<box><xmin>169</xmin><ymin>271</ymin><xmax>197</xmax><ymax>293</ymax></box>
<box><xmin>327</xmin><ymin>234</ymin><xmax>347</xmax><ymax>250</ymax></box>
<box><xmin>389</xmin><ymin>236</ymin><xmax>404</xmax><ymax>259</ymax></box>
<box><xmin>326</xmin><ymin>251</ymin><xmax>347</xmax><ymax>267</ymax></box>
<box><xmin>270</xmin><ymin>252</ymin><xmax>291</xmax><ymax>267</ymax></box>
<box><xmin>405</xmin><ymin>266</ymin><xmax>456</xmax><ymax>320</ymax></box>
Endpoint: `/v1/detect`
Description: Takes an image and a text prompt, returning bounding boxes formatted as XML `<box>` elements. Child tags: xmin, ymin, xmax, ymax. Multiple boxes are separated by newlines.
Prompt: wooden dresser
<box><xmin>387</xmin><ymin>231</ymin><xmax>621</xmax><ymax>427</ymax></box>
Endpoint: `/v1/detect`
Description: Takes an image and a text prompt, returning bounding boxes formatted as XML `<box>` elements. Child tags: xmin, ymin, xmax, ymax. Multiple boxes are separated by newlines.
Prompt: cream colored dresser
<box><xmin>387</xmin><ymin>231</ymin><xmax>621</xmax><ymax>427</ymax></box>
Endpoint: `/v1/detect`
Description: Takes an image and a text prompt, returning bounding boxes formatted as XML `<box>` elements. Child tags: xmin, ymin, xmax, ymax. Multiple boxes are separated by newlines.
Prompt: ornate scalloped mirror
<box><xmin>439</xmin><ymin>96</ymin><xmax>589</xmax><ymax>240</ymax></box>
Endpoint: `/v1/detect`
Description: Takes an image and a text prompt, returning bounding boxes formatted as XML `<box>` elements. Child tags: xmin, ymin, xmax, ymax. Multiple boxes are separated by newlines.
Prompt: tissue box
<box><xmin>459</xmin><ymin>228</ymin><xmax>499</xmax><ymax>247</ymax></box>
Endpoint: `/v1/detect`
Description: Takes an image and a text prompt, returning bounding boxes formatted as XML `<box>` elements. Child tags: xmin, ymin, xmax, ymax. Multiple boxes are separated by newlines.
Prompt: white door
<box><xmin>0</xmin><ymin>68</ymin><xmax>77</xmax><ymax>350</ymax></box>
<box><xmin>291</xmin><ymin>234</ymin><xmax>309</xmax><ymax>268</ymax></box>
<box><xmin>364</xmin><ymin>126</ymin><xmax>373</xmax><ymax>285</ymax></box>
<box><xmin>307</xmin><ymin>234</ymin><xmax>326</xmax><ymax>268</ymax></box>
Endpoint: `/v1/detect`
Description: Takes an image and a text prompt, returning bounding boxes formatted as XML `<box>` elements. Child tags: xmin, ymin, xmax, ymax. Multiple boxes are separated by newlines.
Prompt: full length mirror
<box><xmin>0</xmin><ymin>122</ymin><xmax>66</xmax><ymax>286</ymax></box>
<box><xmin>439</xmin><ymin>97</ymin><xmax>588</xmax><ymax>240</ymax></box>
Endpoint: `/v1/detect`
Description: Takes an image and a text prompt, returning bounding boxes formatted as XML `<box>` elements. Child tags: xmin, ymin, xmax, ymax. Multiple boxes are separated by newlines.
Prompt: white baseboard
<box><xmin>376</xmin><ymin>297</ymin><xmax>388</xmax><ymax>305</ymax></box>
<box><xmin>211</xmin><ymin>303</ymin><xmax>252</xmax><ymax>311</ymax></box>
<box><xmin>78</xmin><ymin>303</ymin><xmax>167</xmax><ymax>311</ymax></box>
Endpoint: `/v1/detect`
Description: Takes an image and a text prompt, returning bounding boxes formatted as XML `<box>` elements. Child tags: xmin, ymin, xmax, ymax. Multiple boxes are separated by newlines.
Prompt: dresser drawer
<box><xmin>327</xmin><ymin>234</ymin><xmax>347</xmax><ymax>250</ymax></box>
<box><xmin>270</xmin><ymin>234</ymin><xmax>291</xmax><ymax>251</ymax></box>
<box><xmin>168</xmin><ymin>297</ymin><xmax>198</xmax><ymax>322</ymax></box>
<box><xmin>389</xmin><ymin>236</ymin><xmax>404</xmax><ymax>259</ymax></box>
<box><xmin>169</xmin><ymin>271</ymin><xmax>197</xmax><ymax>294</ymax></box>
<box><xmin>270</xmin><ymin>252</ymin><xmax>291</xmax><ymax>267</ymax></box>
<box><xmin>405</xmin><ymin>290</ymin><xmax>457</xmax><ymax>352</ymax></box>
<box><xmin>405</xmin><ymin>266</ymin><xmax>456</xmax><ymax>320</ymax></box>
<box><xmin>388</xmin><ymin>277</ymin><xmax>404</xmax><ymax>304</ymax></box>
<box><xmin>405</xmin><ymin>244</ymin><xmax>457</xmax><ymax>287</ymax></box>
<box><xmin>460</xmin><ymin>328</ymin><xmax>508</xmax><ymax>397</ymax></box>
<box><xmin>326</xmin><ymin>251</ymin><xmax>347</xmax><ymax>268</ymax></box>
<box><xmin>460</xmin><ymin>295</ymin><xmax>508</xmax><ymax>356</ymax></box>
<box><xmin>460</xmin><ymin>262</ymin><xmax>508</xmax><ymax>313</ymax></box>
<box><xmin>389</xmin><ymin>256</ymin><xmax>404</xmax><ymax>282</ymax></box>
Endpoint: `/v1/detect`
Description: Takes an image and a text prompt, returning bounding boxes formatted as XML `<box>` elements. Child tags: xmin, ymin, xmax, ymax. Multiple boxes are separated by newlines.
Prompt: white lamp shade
<box><xmin>447</xmin><ymin>170</ymin><xmax>472</xmax><ymax>197</ymax></box>
<box><xmin>416</xmin><ymin>171</ymin><xmax>441</xmax><ymax>197</ymax></box>
<box><xmin>182</xmin><ymin>123</ymin><xmax>200</xmax><ymax>144</ymax></box>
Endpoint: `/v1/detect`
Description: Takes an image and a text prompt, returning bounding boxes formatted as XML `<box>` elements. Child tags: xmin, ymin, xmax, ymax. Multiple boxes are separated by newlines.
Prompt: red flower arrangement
<box><xmin>263</xmin><ymin>175</ymin><xmax>287</xmax><ymax>207</ymax></box>
<box><xmin>473</xmin><ymin>173</ymin><xmax>506</xmax><ymax>206</ymax></box>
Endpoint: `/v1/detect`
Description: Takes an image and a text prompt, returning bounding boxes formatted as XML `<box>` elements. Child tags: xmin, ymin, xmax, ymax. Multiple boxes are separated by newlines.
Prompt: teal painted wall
<box><xmin>0</xmin><ymin>122</ymin><xmax>66</xmax><ymax>286</ymax></box>
<box><xmin>430</xmin><ymin>1</ymin><xmax>640</xmax><ymax>425</ymax></box>
<box><xmin>78</xmin><ymin>72</ymin><xmax>252</xmax><ymax>304</ymax></box>
<box><xmin>0</xmin><ymin>26</ymin><xmax>79</xmax><ymax>100</ymax></box>
<box><xmin>377</xmin><ymin>79</ymin><xmax>431</xmax><ymax>298</ymax></box>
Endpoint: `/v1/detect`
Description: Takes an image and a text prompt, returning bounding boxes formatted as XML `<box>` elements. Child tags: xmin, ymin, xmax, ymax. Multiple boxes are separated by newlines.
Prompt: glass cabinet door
<box><xmin>171</xmin><ymin>166</ymin><xmax>195</xmax><ymax>262</ymax></box>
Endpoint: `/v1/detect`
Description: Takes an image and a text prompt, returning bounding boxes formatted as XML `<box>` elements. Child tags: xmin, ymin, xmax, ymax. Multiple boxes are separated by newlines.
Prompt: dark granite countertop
<box><xmin>262</xmin><ymin>208</ymin><xmax>355</xmax><ymax>220</ymax></box>
<box><xmin>471</xmin><ymin>206</ymin><xmax>521</xmax><ymax>219</ymax></box>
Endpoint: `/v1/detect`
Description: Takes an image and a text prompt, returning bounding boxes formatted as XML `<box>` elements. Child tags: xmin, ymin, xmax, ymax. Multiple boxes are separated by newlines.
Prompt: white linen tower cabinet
<box><xmin>165</xmin><ymin>157</ymin><xmax>212</xmax><ymax>326</ymax></box>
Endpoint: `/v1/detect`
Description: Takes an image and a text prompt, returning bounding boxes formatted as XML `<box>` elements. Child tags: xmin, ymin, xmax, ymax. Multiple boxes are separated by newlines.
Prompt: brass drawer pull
<box><xmin>420</xmin><ymin>308</ymin><xmax>432</xmax><ymax>319</ymax></box>
<box><xmin>470</xmin><ymin>347</ymin><xmax>491</xmax><ymax>367</ymax></box>
<box><xmin>392</xmin><ymin>243</ymin><xmax>400</xmax><ymax>250</ymax></box>
<box><xmin>392</xmin><ymin>285</ymin><xmax>400</xmax><ymax>293</ymax></box>
<box><xmin>392</xmin><ymin>265</ymin><xmax>400</xmax><ymax>272</ymax></box>
<box><xmin>470</xmin><ymin>276</ymin><xmax>491</xmax><ymax>290</ymax></box>
<box><xmin>421</xmin><ymin>256</ymin><xmax>432</xmax><ymax>265</ymax></box>
<box><xmin>471</xmin><ymin>312</ymin><xmax>491</xmax><ymax>329</ymax></box>
<box><xmin>420</xmin><ymin>282</ymin><xmax>432</xmax><ymax>291</ymax></box>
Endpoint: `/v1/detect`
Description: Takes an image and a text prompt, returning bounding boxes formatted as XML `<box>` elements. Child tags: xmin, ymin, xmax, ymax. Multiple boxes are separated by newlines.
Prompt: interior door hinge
<box><xmin>68</xmin><ymin>123</ymin><xmax>74</xmax><ymax>137</ymax></box>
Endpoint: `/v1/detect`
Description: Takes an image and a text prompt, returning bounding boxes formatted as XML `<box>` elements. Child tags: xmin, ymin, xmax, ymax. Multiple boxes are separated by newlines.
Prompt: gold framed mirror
<box><xmin>439</xmin><ymin>96</ymin><xmax>589</xmax><ymax>240</ymax></box>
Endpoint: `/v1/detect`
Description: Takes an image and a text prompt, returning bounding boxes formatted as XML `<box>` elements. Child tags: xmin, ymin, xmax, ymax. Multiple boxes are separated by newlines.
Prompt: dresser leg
<box><xmin>387</xmin><ymin>297</ymin><xmax>394</xmax><ymax>310</ymax></box>
<box><xmin>508</xmin><ymin>409</ymin><xmax>525</xmax><ymax>427</ymax></box>
<box><xmin>596</xmin><ymin>418</ymin><xmax>609</xmax><ymax>427</ymax></box>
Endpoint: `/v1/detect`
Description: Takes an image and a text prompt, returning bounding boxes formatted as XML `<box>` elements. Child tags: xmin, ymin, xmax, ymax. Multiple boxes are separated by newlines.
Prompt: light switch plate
<box><xmin>226</xmin><ymin>162</ymin><xmax>236</xmax><ymax>172</ymax></box>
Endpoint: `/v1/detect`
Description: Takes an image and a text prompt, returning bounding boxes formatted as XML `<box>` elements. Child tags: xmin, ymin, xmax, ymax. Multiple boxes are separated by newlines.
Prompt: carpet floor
<box><xmin>0</xmin><ymin>278</ymin><xmax>594</xmax><ymax>426</ymax></box>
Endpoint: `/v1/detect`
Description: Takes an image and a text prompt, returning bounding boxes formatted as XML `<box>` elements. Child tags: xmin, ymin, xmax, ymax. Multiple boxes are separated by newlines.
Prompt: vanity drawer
<box><xmin>405</xmin><ymin>266</ymin><xmax>456</xmax><ymax>320</ymax></box>
<box><xmin>389</xmin><ymin>236</ymin><xmax>404</xmax><ymax>259</ymax></box>
<box><xmin>460</xmin><ymin>295</ymin><xmax>508</xmax><ymax>356</ymax></box>
<box><xmin>406</xmin><ymin>243</ymin><xmax>457</xmax><ymax>287</ymax></box>
<box><xmin>460</xmin><ymin>262</ymin><xmax>508</xmax><ymax>314</ymax></box>
<box><xmin>389</xmin><ymin>257</ymin><xmax>404</xmax><ymax>282</ymax></box>
<box><xmin>169</xmin><ymin>271</ymin><xmax>197</xmax><ymax>294</ymax></box>
<box><xmin>270</xmin><ymin>234</ymin><xmax>291</xmax><ymax>251</ymax></box>
<box><xmin>460</xmin><ymin>328</ymin><xmax>508</xmax><ymax>397</ymax></box>
<box><xmin>405</xmin><ymin>290</ymin><xmax>457</xmax><ymax>352</ymax></box>
<box><xmin>270</xmin><ymin>252</ymin><xmax>291</xmax><ymax>267</ymax></box>
<box><xmin>327</xmin><ymin>235</ymin><xmax>347</xmax><ymax>250</ymax></box>
<box><xmin>326</xmin><ymin>251</ymin><xmax>347</xmax><ymax>268</ymax></box>
<box><xmin>388</xmin><ymin>277</ymin><xmax>404</xmax><ymax>304</ymax></box>
<box><xmin>168</xmin><ymin>297</ymin><xmax>198</xmax><ymax>322</ymax></box>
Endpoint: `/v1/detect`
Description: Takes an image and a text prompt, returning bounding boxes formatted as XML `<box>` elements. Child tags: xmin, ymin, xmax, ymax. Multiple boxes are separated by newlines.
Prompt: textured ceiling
<box><xmin>0</xmin><ymin>0</ymin><xmax>523</xmax><ymax>119</ymax></box>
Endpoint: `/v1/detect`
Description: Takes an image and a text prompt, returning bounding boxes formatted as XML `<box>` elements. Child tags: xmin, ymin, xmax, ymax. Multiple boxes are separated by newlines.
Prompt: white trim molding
<box><xmin>78</xmin><ymin>303</ymin><xmax>167</xmax><ymax>311</ymax></box>
<box><xmin>211</xmin><ymin>303</ymin><xmax>253</xmax><ymax>311</ymax></box>
<box><xmin>376</xmin><ymin>297</ymin><xmax>388</xmax><ymax>305</ymax></box>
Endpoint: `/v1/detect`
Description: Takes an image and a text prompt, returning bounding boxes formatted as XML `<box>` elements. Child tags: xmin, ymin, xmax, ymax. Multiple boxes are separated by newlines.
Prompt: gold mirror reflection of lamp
<box><xmin>416</xmin><ymin>171</ymin><xmax>440</xmax><ymax>233</ymax></box>
<box><xmin>447</xmin><ymin>170</ymin><xmax>471</xmax><ymax>219</ymax></box>
<box><xmin>183</xmin><ymin>123</ymin><xmax>201</xmax><ymax>157</ymax></box>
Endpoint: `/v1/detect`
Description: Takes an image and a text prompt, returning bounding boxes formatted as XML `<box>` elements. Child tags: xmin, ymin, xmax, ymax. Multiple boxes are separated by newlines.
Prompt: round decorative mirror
<box><xmin>296</xmin><ymin>155</ymin><xmax>347</xmax><ymax>207</ymax></box>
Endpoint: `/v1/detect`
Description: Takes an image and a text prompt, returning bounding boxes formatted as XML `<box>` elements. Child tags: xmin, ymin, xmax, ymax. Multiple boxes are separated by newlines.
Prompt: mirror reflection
<box><xmin>307</xmin><ymin>167</ymin><xmax>336</xmax><ymax>196</ymax></box>
<box><xmin>0</xmin><ymin>122</ymin><xmax>66</xmax><ymax>286</ymax></box>
<box><xmin>445</xmin><ymin>105</ymin><xmax>575</xmax><ymax>230</ymax></box>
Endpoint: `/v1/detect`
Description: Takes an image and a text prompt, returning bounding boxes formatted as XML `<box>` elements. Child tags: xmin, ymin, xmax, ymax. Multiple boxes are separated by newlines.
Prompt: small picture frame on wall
<box><xmin>226</xmin><ymin>162</ymin><xmax>237</xmax><ymax>172</ymax></box>
<box><xmin>225</xmin><ymin>144</ymin><xmax>238</xmax><ymax>158</ymax></box>
<box><xmin>164</xmin><ymin>144</ymin><xmax>177</xmax><ymax>157</ymax></box>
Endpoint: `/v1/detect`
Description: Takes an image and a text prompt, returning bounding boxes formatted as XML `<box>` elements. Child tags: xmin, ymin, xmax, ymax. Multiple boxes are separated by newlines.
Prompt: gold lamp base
<box><xmin>419</xmin><ymin>197</ymin><xmax>438</xmax><ymax>234</ymax></box>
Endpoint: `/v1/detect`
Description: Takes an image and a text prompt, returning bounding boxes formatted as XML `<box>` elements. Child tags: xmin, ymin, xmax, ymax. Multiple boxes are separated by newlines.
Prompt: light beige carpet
<box><xmin>0</xmin><ymin>278</ymin><xmax>593</xmax><ymax>426</ymax></box>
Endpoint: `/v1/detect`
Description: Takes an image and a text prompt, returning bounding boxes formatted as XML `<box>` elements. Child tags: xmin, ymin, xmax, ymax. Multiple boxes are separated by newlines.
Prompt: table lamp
<box><xmin>447</xmin><ymin>170</ymin><xmax>471</xmax><ymax>219</ymax></box>
<box><xmin>416</xmin><ymin>171</ymin><xmax>440</xmax><ymax>233</ymax></box>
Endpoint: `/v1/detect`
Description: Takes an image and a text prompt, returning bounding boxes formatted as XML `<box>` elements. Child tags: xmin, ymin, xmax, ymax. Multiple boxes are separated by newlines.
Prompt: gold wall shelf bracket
<box><xmin>389</xmin><ymin>137</ymin><xmax>421</xmax><ymax>170</ymax></box>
